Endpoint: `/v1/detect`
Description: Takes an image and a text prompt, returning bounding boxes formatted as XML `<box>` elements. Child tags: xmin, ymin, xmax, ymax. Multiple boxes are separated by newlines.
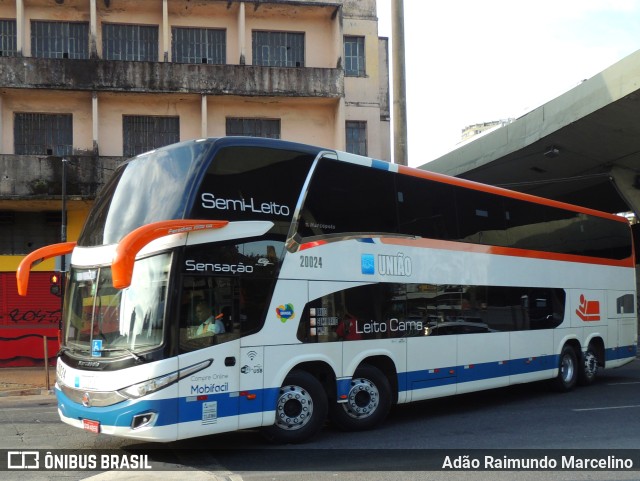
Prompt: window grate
<box><xmin>346</xmin><ymin>121</ymin><xmax>367</xmax><ymax>156</ymax></box>
<box><xmin>172</xmin><ymin>27</ymin><xmax>226</xmax><ymax>64</ymax></box>
<box><xmin>226</xmin><ymin>118</ymin><xmax>281</xmax><ymax>139</ymax></box>
<box><xmin>123</xmin><ymin>115</ymin><xmax>180</xmax><ymax>157</ymax></box>
<box><xmin>14</xmin><ymin>113</ymin><xmax>73</xmax><ymax>156</ymax></box>
<box><xmin>0</xmin><ymin>19</ymin><xmax>17</xmax><ymax>57</ymax></box>
<box><xmin>0</xmin><ymin>211</ymin><xmax>15</xmax><ymax>224</ymax></box>
<box><xmin>252</xmin><ymin>31</ymin><xmax>304</xmax><ymax>67</ymax></box>
<box><xmin>31</xmin><ymin>21</ymin><xmax>89</xmax><ymax>59</ymax></box>
<box><xmin>103</xmin><ymin>23</ymin><xmax>158</xmax><ymax>61</ymax></box>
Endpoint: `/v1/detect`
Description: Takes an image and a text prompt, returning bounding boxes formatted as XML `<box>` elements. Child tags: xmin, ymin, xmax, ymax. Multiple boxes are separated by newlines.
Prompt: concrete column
<box><xmin>92</xmin><ymin>92</ymin><xmax>99</xmax><ymax>154</ymax></box>
<box><xmin>201</xmin><ymin>94</ymin><xmax>208</xmax><ymax>138</ymax></box>
<box><xmin>89</xmin><ymin>0</ymin><xmax>97</xmax><ymax>58</ymax></box>
<box><xmin>16</xmin><ymin>0</ymin><xmax>24</xmax><ymax>56</ymax></box>
<box><xmin>610</xmin><ymin>166</ymin><xmax>640</xmax><ymax>218</ymax></box>
<box><xmin>238</xmin><ymin>2</ymin><xmax>245</xmax><ymax>65</ymax></box>
<box><xmin>332</xmin><ymin>4</ymin><xmax>342</xmax><ymax>69</ymax></box>
<box><xmin>0</xmin><ymin>95</ymin><xmax>3</xmax><ymax>153</ymax></box>
<box><xmin>162</xmin><ymin>0</ymin><xmax>169</xmax><ymax>61</ymax></box>
<box><xmin>336</xmin><ymin>98</ymin><xmax>346</xmax><ymax>151</ymax></box>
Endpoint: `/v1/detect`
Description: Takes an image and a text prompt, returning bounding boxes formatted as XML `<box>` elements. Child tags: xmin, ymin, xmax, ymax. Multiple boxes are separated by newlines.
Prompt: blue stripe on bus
<box><xmin>58</xmin><ymin>346</ymin><xmax>637</xmax><ymax>429</ymax></box>
<box><xmin>606</xmin><ymin>344</ymin><xmax>637</xmax><ymax>361</ymax></box>
<box><xmin>371</xmin><ymin>159</ymin><xmax>390</xmax><ymax>171</ymax></box>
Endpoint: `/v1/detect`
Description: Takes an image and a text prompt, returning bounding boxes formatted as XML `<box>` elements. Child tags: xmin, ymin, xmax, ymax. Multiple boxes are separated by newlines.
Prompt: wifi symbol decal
<box><xmin>247</xmin><ymin>351</ymin><xmax>258</xmax><ymax>361</ymax></box>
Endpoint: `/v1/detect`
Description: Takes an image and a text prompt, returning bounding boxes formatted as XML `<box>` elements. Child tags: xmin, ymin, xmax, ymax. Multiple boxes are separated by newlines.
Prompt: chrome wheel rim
<box><xmin>274</xmin><ymin>384</ymin><xmax>314</xmax><ymax>431</ymax></box>
<box><xmin>341</xmin><ymin>377</ymin><xmax>380</xmax><ymax>419</ymax></box>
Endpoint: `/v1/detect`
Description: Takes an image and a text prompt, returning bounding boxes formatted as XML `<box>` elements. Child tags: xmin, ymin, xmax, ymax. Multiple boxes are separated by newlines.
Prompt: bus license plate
<box><xmin>83</xmin><ymin>418</ymin><xmax>100</xmax><ymax>434</ymax></box>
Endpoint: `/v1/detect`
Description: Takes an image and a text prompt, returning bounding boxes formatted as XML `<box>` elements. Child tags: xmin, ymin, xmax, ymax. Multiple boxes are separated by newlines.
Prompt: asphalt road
<box><xmin>1</xmin><ymin>359</ymin><xmax>640</xmax><ymax>481</ymax></box>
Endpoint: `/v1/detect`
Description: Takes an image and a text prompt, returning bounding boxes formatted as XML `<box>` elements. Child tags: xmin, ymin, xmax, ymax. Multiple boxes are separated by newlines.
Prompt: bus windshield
<box><xmin>63</xmin><ymin>253</ymin><xmax>171</xmax><ymax>358</ymax></box>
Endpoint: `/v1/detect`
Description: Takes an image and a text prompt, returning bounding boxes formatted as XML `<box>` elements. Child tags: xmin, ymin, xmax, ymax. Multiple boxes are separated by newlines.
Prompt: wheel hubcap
<box><xmin>342</xmin><ymin>377</ymin><xmax>379</xmax><ymax>419</ymax></box>
<box><xmin>561</xmin><ymin>354</ymin><xmax>575</xmax><ymax>383</ymax></box>
<box><xmin>274</xmin><ymin>385</ymin><xmax>313</xmax><ymax>431</ymax></box>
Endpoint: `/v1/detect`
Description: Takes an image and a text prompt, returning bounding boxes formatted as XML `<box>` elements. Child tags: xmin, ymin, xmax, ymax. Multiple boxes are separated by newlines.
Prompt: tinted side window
<box><xmin>504</xmin><ymin>197</ymin><xmax>632</xmax><ymax>260</ymax></box>
<box><xmin>456</xmin><ymin>189</ymin><xmax>507</xmax><ymax>246</ymax></box>
<box><xmin>297</xmin><ymin>282</ymin><xmax>565</xmax><ymax>343</ymax></box>
<box><xmin>297</xmin><ymin>159</ymin><xmax>397</xmax><ymax>239</ymax></box>
<box><xmin>396</xmin><ymin>175</ymin><xmax>458</xmax><ymax>240</ymax></box>
<box><xmin>177</xmin><ymin>239</ymin><xmax>282</xmax><ymax>352</ymax></box>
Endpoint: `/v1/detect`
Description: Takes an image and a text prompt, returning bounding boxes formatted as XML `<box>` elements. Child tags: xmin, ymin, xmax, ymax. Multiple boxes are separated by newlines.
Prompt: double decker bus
<box><xmin>17</xmin><ymin>137</ymin><xmax>636</xmax><ymax>443</ymax></box>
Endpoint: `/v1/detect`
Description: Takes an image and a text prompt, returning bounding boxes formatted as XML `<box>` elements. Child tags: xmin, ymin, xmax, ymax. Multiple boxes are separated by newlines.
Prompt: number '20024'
<box><xmin>300</xmin><ymin>256</ymin><xmax>322</xmax><ymax>268</ymax></box>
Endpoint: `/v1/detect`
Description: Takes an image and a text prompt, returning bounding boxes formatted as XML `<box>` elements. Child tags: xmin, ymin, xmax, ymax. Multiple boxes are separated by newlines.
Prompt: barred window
<box><xmin>103</xmin><ymin>23</ymin><xmax>158</xmax><ymax>61</ymax></box>
<box><xmin>252</xmin><ymin>31</ymin><xmax>304</xmax><ymax>67</ymax></box>
<box><xmin>346</xmin><ymin>121</ymin><xmax>367</xmax><ymax>156</ymax></box>
<box><xmin>226</xmin><ymin>118</ymin><xmax>281</xmax><ymax>139</ymax></box>
<box><xmin>172</xmin><ymin>27</ymin><xmax>226</xmax><ymax>64</ymax></box>
<box><xmin>344</xmin><ymin>36</ymin><xmax>365</xmax><ymax>76</ymax></box>
<box><xmin>0</xmin><ymin>19</ymin><xmax>17</xmax><ymax>57</ymax></box>
<box><xmin>14</xmin><ymin>113</ymin><xmax>73</xmax><ymax>156</ymax></box>
<box><xmin>31</xmin><ymin>21</ymin><xmax>89</xmax><ymax>59</ymax></box>
<box><xmin>123</xmin><ymin>115</ymin><xmax>179</xmax><ymax>157</ymax></box>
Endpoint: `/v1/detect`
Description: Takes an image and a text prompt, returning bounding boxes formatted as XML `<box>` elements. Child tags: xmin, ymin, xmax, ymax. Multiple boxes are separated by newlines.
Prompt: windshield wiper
<box><xmin>58</xmin><ymin>346</ymin><xmax>91</xmax><ymax>356</ymax></box>
<box><xmin>96</xmin><ymin>348</ymin><xmax>146</xmax><ymax>363</ymax></box>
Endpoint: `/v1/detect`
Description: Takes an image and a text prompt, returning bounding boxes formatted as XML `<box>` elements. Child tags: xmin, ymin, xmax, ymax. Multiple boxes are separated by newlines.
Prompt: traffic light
<box><xmin>50</xmin><ymin>273</ymin><xmax>61</xmax><ymax>296</ymax></box>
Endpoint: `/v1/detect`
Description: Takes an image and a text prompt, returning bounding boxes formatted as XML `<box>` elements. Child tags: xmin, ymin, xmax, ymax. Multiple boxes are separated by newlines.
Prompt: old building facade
<box><xmin>0</xmin><ymin>0</ymin><xmax>390</xmax><ymax>365</ymax></box>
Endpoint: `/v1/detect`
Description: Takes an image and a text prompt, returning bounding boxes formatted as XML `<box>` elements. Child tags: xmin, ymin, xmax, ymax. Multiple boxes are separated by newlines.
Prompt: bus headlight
<box><xmin>119</xmin><ymin>372</ymin><xmax>179</xmax><ymax>399</ymax></box>
<box><xmin>118</xmin><ymin>359</ymin><xmax>212</xmax><ymax>399</ymax></box>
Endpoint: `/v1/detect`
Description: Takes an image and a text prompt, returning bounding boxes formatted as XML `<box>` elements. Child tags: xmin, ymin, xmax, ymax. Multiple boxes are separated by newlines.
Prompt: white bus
<box><xmin>17</xmin><ymin>137</ymin><xmax>637</xmax><ymax>443</ymax></box>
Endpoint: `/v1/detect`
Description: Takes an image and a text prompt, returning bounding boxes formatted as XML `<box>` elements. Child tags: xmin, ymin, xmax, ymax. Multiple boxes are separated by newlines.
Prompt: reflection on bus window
<box><xmin>178</xmin><ymin>275</ymin><xmax>274</xmax><ymax>352</ymax></box>
<box><xmin>64</xmin><ymin>253</ymin><xmax>170</xmax><ymax>356</ymax></box>
<box><xmin>298</xmin><ymin>283</ymin><xmax>565</xmax><ymax>343</ymax></box>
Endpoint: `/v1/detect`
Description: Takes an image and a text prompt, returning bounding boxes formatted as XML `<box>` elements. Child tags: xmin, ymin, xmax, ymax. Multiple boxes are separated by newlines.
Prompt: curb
<box><xmin>0</xmin><ymin>388</ymin><xmax>54</xmax><ymax>397</ymax></box>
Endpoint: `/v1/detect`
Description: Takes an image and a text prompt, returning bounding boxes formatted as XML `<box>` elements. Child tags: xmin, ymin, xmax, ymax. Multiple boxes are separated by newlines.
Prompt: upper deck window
<box><xmin>79</xmin><ymin>140</ymin><xmax>212</xmax><ymax>246</ymax></box>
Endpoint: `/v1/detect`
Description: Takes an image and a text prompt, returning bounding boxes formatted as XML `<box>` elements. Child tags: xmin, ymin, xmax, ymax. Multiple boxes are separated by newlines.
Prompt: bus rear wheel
<box><xmin>578</xmin><ymin>347</ymin><xmax>598</xmax><ymax>386</ymax></box>
<box><xmin>262</xmin><ymin>370</ymin><xmax>327</xmax><ymax>444</ymax></box>
<box><xmin>330</xmin><ymin>364</ymin><xmax>391</xmax><ymax>431</ymax></box>
<box><xmin>553</xmin><ymin>344</ymin><xmax>578</xmax><ymax>392</ymax></box>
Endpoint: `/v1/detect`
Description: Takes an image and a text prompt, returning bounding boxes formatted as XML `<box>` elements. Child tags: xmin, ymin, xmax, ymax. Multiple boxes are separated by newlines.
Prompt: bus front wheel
<box><xmin>262</xmin><ymin>370</ymin><xmax>328</xmax><ymax>443</ymax></box>
<box><xmin>330</xmin><ymin>364</ymin><xmax>392</xmax><ymax>431</ymax></box>
<box><xmin>553</xmin><ymin>344</ymin><xmax>578</xmax><ymax>392</ymax></box>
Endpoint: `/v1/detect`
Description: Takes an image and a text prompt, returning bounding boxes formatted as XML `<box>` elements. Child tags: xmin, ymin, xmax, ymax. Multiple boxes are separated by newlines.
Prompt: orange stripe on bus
<box><xmin>379</xmin><ymin>236</ymin><xmax>634</xmax><ymax>268</ymax></box>
<box><xmin>396</xmin><ymin>165</ymin><xmax>629</xmax><ymax>224</ymax></box>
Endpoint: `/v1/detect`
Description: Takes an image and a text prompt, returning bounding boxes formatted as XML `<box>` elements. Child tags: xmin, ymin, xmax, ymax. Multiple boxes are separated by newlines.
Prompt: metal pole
<box><xmin>43</xmin><ymin>336</ymin><xmax>50</xmax><ymax>391</ymax></box>
<box><xmin>392</xmin><ymin>0</ymin><xmax>408</xmax><ymax>166</ymax></box>
<box><xmin>60</xmin><ymin>158</ymin><xmax>67</xmax><ymax>328</ymax></box>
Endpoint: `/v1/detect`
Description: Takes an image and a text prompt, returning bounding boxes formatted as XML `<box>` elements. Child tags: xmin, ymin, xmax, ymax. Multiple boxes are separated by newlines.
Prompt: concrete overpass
<box><xmin>420</xmin><ymin>49</ymin><xmax>640</xmax><ymax>218</ymax></box>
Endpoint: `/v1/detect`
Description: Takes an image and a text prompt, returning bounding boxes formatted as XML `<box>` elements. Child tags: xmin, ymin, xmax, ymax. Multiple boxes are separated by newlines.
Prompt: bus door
<box><xmin>177</xmin><ymin>338</ymin><xmax>240</xmax><ymax>439</ymax></box>
<box><xmin>176</xmin><ymin>275</ymin><xmax>242</xmax><ymax>439</ymax></box>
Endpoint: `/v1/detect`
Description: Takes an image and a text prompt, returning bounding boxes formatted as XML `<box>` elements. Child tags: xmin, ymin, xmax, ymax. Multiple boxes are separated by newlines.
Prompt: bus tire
<box><xmin>578</xmin><ymin>347</ymin><xmax>598</xmax><ymax>386</ymax></box>
<box><xmin>553</xmin><ymin>344</ymin><xmax>578</xmax><ymax>392</ymax></box>
<box><xmin>330</xmin><ymin>364</ymin><xmax>392</xmax><ymax>431</ymax></box>
<box><xmin>262</xmin><ymin>370</ymin><xmax>327</xmax><ymax>444</ymax></box>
